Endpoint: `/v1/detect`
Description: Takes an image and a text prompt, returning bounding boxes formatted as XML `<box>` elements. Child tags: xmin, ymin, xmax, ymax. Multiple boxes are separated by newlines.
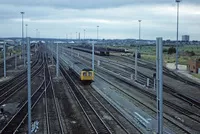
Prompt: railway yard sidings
<box><xmin>0</xmin><ymin>43</ymin><xmax>200</xmax><ymax>134</ymax></box>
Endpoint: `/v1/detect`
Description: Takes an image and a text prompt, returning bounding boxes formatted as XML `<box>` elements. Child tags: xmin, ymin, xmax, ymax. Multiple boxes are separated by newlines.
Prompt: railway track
<box><xmin>65</xmin><ymin>46</ymin><xmax>200</xmax><ymax>89</ymax></box>
<box><xmin>68</xmin><ymin>51</ymin><xmax>200</xmax><ymax>112</ymax></box>
<box><xmin>0</xmin><ymin>52</ymin><xmax>40</xmax><ymax>89</ymax></box>
<box><xmin>68</xmin><ymin>68</ymin><xmax>143</xmax><ymax>134</ymax></box>
<box><xmin>96</xmin><ymin>64</ymin><xmax>200</xmax><ymax>130</ymax></box>
<box><xmin>63</xmin><ymin>50</ymin><xmax>200</xmax><ymax>112</ymax></box>
<box><xmin>0</xmin><ymin>54</ymin><xmax>43</xmax><ymax>105</ymax></box>
<box><xmin>116</xmin><ymin>55</ymin><xmax>200</xmax><ymax>89</ymax></box>
<box><xmin>44</xmin><ymin>56</ymin><xmax>65</xmax><ymax>134</ymax></box>
<box><xmin>61</xmin><ymin>51</ymin><xmax>200</xmax><ymax>133</ymax></box>
<box><xmin>96</xmin><ymin>72</ymin><xmax>193</xmax><ymax>134</ymax></box>
<box><xmin>107</xmin><ymin>61</ymin><xmax>200</xmax><ymax>110</ymax></box>
<box><xmin>60</xmin><ymin>64</ymin><xmax>116</xmax><ymax>134</ymax></box>
<box><xmin>0</xmin><ymin>79</ymin><xmax>45</xmax><ymax>134</ymax></box>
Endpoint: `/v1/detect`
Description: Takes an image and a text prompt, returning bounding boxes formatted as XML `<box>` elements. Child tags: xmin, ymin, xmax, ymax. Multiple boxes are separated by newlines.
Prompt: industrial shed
<box><xmin>188</xmin><ymin>59</ymin><xmax>200</xmax><ymax>73</ymax></box>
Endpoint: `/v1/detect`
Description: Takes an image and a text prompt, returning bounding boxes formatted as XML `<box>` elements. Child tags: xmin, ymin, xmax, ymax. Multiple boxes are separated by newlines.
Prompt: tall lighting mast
<box><xmin>175</xmin><ymin>0</ymin><xmax>181</xmax><ymax>70</ymax></box>
<box><xmin>20</xmin><ymin>12</ymin><xmax>25</xmax><ymax>67</ymax></box>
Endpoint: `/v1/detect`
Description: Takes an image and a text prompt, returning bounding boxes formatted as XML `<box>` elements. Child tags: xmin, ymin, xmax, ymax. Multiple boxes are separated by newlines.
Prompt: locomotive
<box><xmin>69</xmin><ymin>62</ymin><xmax>94</xmax><ymax>84</ymax></box>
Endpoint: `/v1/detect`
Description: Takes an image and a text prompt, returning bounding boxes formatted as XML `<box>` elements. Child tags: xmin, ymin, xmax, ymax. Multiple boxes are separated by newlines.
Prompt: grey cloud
<box><xmin>0</xmin><ymin>0</ymin><xmax>199</xmax><ymax>40</ymax></box>
<box><xmin>0</xmin><ymin>0</ymin><xmax>200</xmax><ymax>9</ymax></box>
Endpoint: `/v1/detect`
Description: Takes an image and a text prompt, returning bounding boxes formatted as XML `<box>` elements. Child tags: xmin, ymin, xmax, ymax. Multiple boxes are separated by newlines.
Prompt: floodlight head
<box><xmin>138</xmin><ymin>20</ymin><xmax>142</xmax><ymax>22</ymax></box>
<box><xmin>20</xmin><ymin>12</ymin><xmax>24</xmax><ymax>14</ymax></box>
<box><xmin>176</xmin><ymin>0</ymin><xmax>181</xmax><ymax>2</ymax></box>
<box><xmin>97</xmin><ymin>26</ymin><xmax>99</xmax><ymax>28</ymax></box>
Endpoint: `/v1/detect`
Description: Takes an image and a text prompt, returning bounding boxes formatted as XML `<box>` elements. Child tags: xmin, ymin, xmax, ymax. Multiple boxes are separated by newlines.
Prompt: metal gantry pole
<box><xmin>92</xmin><ymin>42</ymin><xmax>95</xmax><ymax>71</ymax></box>
<box><xmin>176</xmin><ymin>0</ymin><xmax>180</xmax><ymax>70</ymax></box>
<box><xmin>156</xmin><ymin>38</ymin><xmax>159</xmax><ymax>133</ymax></box>
<box><xmin>27</xmin><ymin>37</ymin><xmax>32</xmax><ymax>134</ymax></box>
<box><xmin>56</xmin><ymin>43</ymin><xmax>59</xmax><ymax>77</ymax></box>
<box><xmin>3</xmin><ymin>41</ymin><xmax>6</xmax><ymax>77</ymax></box>
<box><xmin>134</xmin><ymin>48</ymin><xmax>137</xmax><ymax>81</ymax></box>
<box><xmin>156</xmin><ymin>37</ymin><xmax>163</xmax><ymax>134</ymax></box>
<box><xmin>158</xmin><ymin>37</ymin><xmax>163</xmax><ymax>134</ymax></box>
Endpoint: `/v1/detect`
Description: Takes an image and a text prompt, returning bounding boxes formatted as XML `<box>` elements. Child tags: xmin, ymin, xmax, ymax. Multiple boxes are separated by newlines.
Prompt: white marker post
<box><xmin>147</xmin><ymin>78</ymin><xmax>150</xmax><ymax>87</ymax></box>
<box><xmin>97</xmin><ymin>60</ymin><xmax>100</xmax><ymax>66</ymax></box>
<box><xmin>3</xmin><ymin>41</ymin><xmax>6</xmax><ymax>77</ymax></box>
<box><xmin>131</xmin><ymin>74</ymin><xmax>134</xmax><ymax>80</ymax></box>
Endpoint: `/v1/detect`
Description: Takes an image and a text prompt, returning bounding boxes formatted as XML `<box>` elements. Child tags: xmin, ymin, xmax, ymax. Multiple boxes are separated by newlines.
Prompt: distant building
<box><xmin>182</xmin><ymin>35</ymin><xmax>190</xmax><ymax>42</ymax></box>
<box><xmin>188</xmin><ymin>59</ymin><xmax>200</xmax><ymax>73</ymax></box>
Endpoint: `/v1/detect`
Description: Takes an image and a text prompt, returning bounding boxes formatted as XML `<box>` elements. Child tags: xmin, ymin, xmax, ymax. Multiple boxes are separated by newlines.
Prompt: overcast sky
<box><xmin>0</xmin><ymin>0</ymin><xmax>200</xmax><ymax>40</ymax></box>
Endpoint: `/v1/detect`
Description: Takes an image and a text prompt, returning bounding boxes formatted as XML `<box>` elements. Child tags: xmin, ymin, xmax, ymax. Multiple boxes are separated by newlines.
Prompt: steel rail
<box><xmin>0</xmin><ymin>80</ymin><xmax>45</xmax><ymax>134</ymax></box>
<box><xmin>60</xmin><ymin>65</ymin><xmax>112</xmax><ymax>134</ymax></box>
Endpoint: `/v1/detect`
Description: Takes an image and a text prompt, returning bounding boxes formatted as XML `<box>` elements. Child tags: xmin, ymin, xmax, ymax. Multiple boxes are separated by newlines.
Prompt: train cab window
<box><xmin>88</xmin><ymin>72</ymin><xmax>92</xmax><ymax>76</ymax></box>
<box><xmin>83</xmin><ymin>72</ymin><xmax>87</xmax><ymax>76</ymax></box>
